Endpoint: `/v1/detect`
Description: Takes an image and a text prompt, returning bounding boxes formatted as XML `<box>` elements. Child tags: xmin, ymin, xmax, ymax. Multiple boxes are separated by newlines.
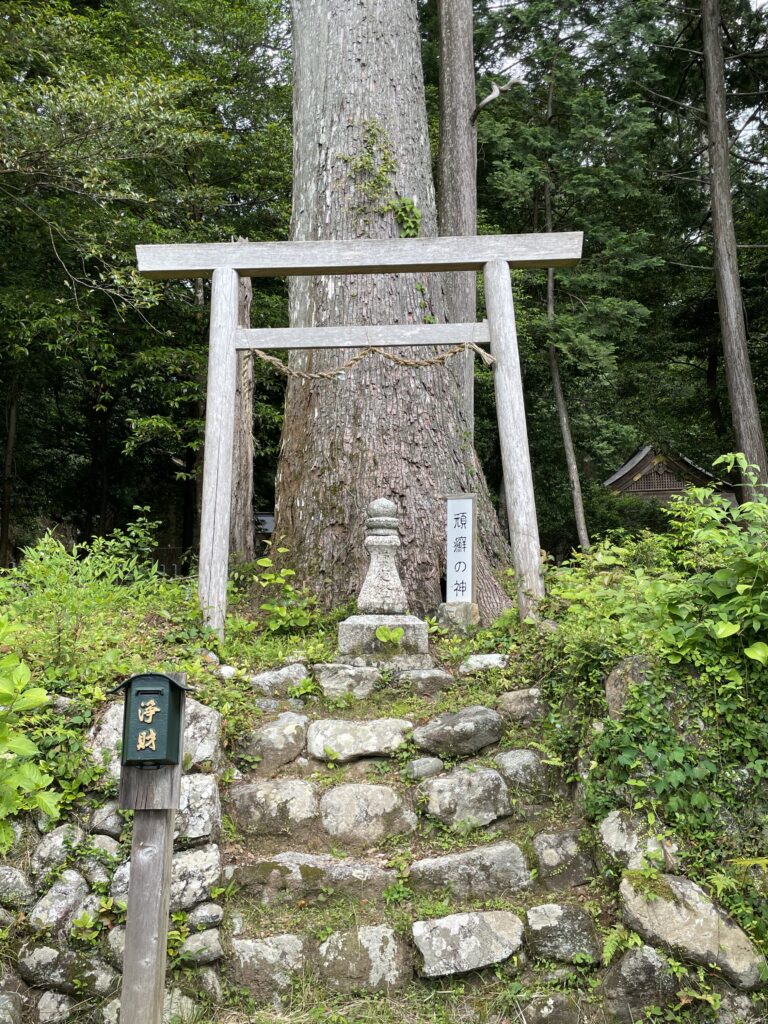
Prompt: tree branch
<box><xmin>471</xmin><ymin>79</ymin><xmax>520</xmax><ymax>124</ymax></box>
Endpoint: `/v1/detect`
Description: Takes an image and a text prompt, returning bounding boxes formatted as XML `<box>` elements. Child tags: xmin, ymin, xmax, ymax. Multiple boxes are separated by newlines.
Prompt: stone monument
<box><xmin>337</xmin><ymin>498</ymin><xmax>431</xmax><ymax>668</ymax></box>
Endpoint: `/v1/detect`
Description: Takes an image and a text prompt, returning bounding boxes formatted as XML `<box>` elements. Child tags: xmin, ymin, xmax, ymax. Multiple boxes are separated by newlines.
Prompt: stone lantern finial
<box><xmin>356</xmin><ymin>498</ymin><xmax>408</xmax><ymax>614</ymax></box>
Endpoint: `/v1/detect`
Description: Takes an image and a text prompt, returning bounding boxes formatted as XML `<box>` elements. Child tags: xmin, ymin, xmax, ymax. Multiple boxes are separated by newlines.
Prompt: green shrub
<box><xmin>497</xmin><ymin>458</ymin><xmax>768</xmax><ymax>949</ymax></box>
<box><xmin>0</xmin><ymin>516</ymin><xmax>340</xmax><ymax>794</ymax></box>
<box><xmin>0</xmin><ymin>515</ymin><xmax>209</xmax><ymax>812</ymax></box>
<box><xmin>0</xmin><ymin>619</ymin><xmax>60</xmax><ymax>850</ymax></box>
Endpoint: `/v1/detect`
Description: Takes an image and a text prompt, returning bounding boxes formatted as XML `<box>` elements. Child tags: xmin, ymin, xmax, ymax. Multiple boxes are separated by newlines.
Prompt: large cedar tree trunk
<box><xmin>275</xmin><ymin>0</ymin><xmax>510</xmax><ymax>619</ymax></box>
<box><xmin>437</xmin><ymin>0</ymin><xmax>477</xmax><ymax>430</ymax></box>
<box><xmin>230</xmin><ymin>272</ymin><xmax>255</xmax><ymax>561</ymax></box>
<box><xmin>0</xmin><ymin>376</ymin><xmax>18</xmax><ymax>568</ymax></box>
<box><xmin>701</xmin><ymin>0</ymin><xmax>767</xmax><ymax>492</ymax></box>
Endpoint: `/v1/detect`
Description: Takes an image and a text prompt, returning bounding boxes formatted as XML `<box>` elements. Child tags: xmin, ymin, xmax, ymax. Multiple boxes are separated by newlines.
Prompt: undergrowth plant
<box><xmin>0</xmin><ymin>515</ymin><xmax>212</xmax><ymax>812</ymax></box>
<box><xmin>251</xmin><ymin>553</ymin><xmax>319</xmax><ymax>633</ymax></box>
<box><xmin>0</xmin><ymin>619</ymin><xmax>60</xmax><ymax>849</ymax></box>
<box><xmin>0</xmin><ymin>514</ymin><xmax>346</xmax><ymax>806</ymax></box>
<box><xmin>498</xmin><ymin>456</ymin><xmax>768</xmax><ymax>951</ymax></box>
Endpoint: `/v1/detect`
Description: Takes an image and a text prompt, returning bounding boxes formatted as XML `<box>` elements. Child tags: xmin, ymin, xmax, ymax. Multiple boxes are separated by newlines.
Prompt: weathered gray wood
<box><xmin>118</xmin><ymin>679</ymin><xmax>185</xmax><ymax>812</ymax></box>
<box><xmin>118</xmin><ymin>765</ymin><xmax>181</xmax><ymax>811</ymax></box>
<box><xmin>136</xmin><ymin>232</ymin><xmax>583</xmax><ymax>279</ymax></box>
<box><xmin>199</xmin><ymin>268</ymin><xmax>240</xmax><ymax>635</ymax></box>
<box><xmin>484</xmin><ymin>259</ymin><xmax>544</xmax><ymax>617</ymax></box>
<box><xmin>119</xmin><ymin>676</ymin><xmax>184</xmax><ymax>1024</ymax></box>
<box><xmin>119</xmin><ymin>809</ymin><xmax>174</xmax><ymax>1024</ymax></box>
<box><xmin>137</xmin><ymin>228</ymin><xmax>579</xmax><ymax>630</ymax></box>
<box><xmin>235</xmin><ymin>321</ymin><xmax>490</xmax><ymax>351</ymax></box>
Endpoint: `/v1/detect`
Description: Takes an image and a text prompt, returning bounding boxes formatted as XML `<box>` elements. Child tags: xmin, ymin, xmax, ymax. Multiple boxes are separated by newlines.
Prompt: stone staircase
<box><xmin>7</xmin><ymin>645</ymin><xmax>765</xmax><ymax>1024</ymax></box>
<box><xmin>220</xmin><ymin>658</ymin><xmax>595</xmax><ymax>1010</ymax></box>
<box><xmin>3</xmin><ymin>498</ymin><xmax>764</xmax><ymax>1022</ymax></box>
<box><xmin>209</xmin><ymin>480</ymin><xmax>765</xmax><ymax>1023</ymax></box>
<box><xmin>209</xmin><ymin>500</ymin><xmax>612</xmax><ymax>1016</ymax></box>
<box><xmin>213</xmin><ymin>652</ymin><xmax>763</xmax><ymax>1024</ymax></box>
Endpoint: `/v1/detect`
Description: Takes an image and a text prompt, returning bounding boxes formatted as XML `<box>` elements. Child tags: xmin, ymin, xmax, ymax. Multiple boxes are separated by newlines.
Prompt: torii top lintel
<box><xmin>135</xmin><ymin>231</ymin><xmax>583</xmax><ymax>280</ymax></box>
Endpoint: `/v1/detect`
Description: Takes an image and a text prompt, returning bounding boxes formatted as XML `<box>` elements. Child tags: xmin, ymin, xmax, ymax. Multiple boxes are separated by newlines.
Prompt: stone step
<box><xmin>245</xmin><ymin>657</ymin><xmax>539</xmax><ymax>705</ymax></box>
<box><xmin>223</xmin><ymin>900</ymin><xmax>605</xmax><ymax>996</ymax></box>
<box><xmin>224</xmin><ymin>851</ymin><xmax>396</xmax><ymax>901</ymax></box>
<box><xmin>306</xmin><ymin>717</ymin><xmax>413</xmax><ymax>762</ymax></box>
<box><xmin>227</xmin><ymin>778</ymin><xmax>417</xmax><ymax>848</ymax></box>
<box><xmin>223</xmin><ymin>838</ymin><xmax>542</xmax><ymax>903</ymax></box>
<box><xmin>228</xmin><ymin>923</ymin><xmax>412</xmax><ymax>999</ymax></box>
<box><xmin>227</xmin><ymin>747</ymin><xmax>565</xmax><ymax>848</ymax></box>
<box><xmin>233</xmin><ymin>700</ymin><xmax>553</xmax><ymax>783</ymax></box>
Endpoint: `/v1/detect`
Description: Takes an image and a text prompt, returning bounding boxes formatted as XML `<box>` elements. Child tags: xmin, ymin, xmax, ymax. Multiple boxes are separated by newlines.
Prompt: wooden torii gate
<box><xmin>136</xmin><ymin>232</ymin><xmax>583</xmax><ymax>634</ymax></box>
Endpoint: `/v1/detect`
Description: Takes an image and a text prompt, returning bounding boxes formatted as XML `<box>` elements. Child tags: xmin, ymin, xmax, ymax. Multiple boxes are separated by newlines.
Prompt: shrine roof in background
<box><xmin>604</xmin><ymin>445</ymin><xmax>737</xmax><ymax>505</ymax></box>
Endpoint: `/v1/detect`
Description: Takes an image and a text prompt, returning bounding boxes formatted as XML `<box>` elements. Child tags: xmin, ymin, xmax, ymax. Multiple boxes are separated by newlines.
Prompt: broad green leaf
<box><xmin>34</xmin><ymin>790</ymin><xmax>61</xmax><ymax>819</ymax></box>
<box><xmin>12</xmin><ymin>688</ymin><xmax>50</xmax><ymax>711</ymax></box>
<box><xmin>744</xmin><ymin>642</ymin><xmax>768</xmax><ymax>666</ymax></box>
<box><xmin>713</xmin><ymin>568</ymin><xmax>735</xmax><ymax>582</ymax></box>
<box><xmin>5</xmin><ymin>734</ymin><xmax>38</xmax><ymax>757</ymax></box>
<box><xmin>0</xmin><ymin>679</ymin><xmax>17</xmax><ymax>701</ymax></box>
<box><xmin>712</xmin><ymin>621</ymin><xmax>740</xmax><ymax>639</ymax></box>
<box><xmin>0</xmin><ymin>788</ymin><xmax>19</xmax><ymax>817</ymax></box>
<box><xmin>0</xmin><ymin>822</ymin><xmax>14</xmax><ymax>856</ymax></box>
<box><xmin>11</xmin><ymin>664</ymin><xmax>31</xmax><ymax>687</ymax></box>
<box><xmin>12</xmin><ymin>761</ymin><xmax>50</xmax><ymax>792</ymax></box>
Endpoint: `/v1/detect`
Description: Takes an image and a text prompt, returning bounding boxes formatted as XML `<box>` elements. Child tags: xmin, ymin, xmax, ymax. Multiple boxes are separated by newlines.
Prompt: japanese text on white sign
<box><xmin>446</xmin><ymin>495</ymin><xmax>474</xmax><ymax>603</ymax></box>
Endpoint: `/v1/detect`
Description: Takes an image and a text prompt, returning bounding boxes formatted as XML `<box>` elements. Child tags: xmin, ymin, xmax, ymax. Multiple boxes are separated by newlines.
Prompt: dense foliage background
<box><xmin>2</xmin><ymin>8</ymin><xmax>767</xmax><ymax>1015</ymax></box>
<box><xmin>1</xmin><ymin>0</ymin><xmax>767</xmax><ymax>560</ymax></box>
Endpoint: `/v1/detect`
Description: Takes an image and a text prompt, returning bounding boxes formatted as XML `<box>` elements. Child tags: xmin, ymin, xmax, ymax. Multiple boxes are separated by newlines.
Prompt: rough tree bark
<box><xmin>0</xmin><ymin>376</ymin><xmax>18</xmax><ymax>568</ymax></box>
<box><xmin>544</xmin><ymin>78</ymin><xmax>590</xmax><ymax>550</ymax></box>
<box><xmin>437</xmin><ymin>0</ymin><xmax>476</xmax><ymax>432</ymax></box>
<box><xmin>275</xmin><ymin>0</ymin><xmax>511</xmax><ymax>619</ymax></box>
<box><xmin>701</xmin><ymin>0</ymin><xmax>767</xmax><ymax>493</ymax></box>
<box><xmin>229</xmin><ymin>271</ymin><xmax>255</xmax><ymax>561</ymax></box>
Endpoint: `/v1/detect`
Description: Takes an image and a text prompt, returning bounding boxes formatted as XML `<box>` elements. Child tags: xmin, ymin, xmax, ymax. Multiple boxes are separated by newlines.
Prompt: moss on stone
<box><xmin>622</xmin><ymin>869</ymin><xmax>677</xmax><ymax>904</ymax></box>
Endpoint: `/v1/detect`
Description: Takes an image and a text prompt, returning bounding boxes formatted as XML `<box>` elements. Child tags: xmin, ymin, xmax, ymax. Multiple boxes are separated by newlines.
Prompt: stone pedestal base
<box><xmin>437</xmin><ymin>602</ymin><xmax>480</xmax><ymax>633</ymax></box>
<box><xmin>338</xmin><ymin>614</ymin><xmax>430</xmax><ymax>668</ymax></box>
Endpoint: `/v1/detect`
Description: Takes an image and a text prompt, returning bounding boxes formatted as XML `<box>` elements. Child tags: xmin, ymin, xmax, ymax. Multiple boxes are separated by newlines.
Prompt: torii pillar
<box><xmin>136</xmin><ymin>232</ymin><xmax>583</xmax><ymax>634</ymax></box>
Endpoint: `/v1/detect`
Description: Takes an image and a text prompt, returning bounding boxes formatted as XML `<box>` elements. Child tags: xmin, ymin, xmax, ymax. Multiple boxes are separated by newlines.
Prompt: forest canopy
<box><xmin>1</xmin><ymin>0</ymin><xmax>767</xmax><ymax>564</ymax></box>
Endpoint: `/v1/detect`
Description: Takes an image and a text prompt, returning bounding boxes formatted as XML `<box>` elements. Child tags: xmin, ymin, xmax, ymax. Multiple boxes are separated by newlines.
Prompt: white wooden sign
<box><xmin>446</xmin><ymin>494</ymin><xmax>475</xmax><ymax>603</ymax></box>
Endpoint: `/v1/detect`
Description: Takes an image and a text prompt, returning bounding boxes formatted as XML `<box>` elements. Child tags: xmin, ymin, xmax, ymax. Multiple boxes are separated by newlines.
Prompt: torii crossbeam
<box><xmin>136</xmin><ymin>232</ymin><xmax>583</xmax><ymax>634</ymax></box>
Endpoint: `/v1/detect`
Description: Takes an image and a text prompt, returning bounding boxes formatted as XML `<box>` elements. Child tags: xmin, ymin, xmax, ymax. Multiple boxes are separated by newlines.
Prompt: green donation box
<box><xmin>112</xmin><ymin>673</ymin><xmax>187</xmax><ymax>767</ymax></box>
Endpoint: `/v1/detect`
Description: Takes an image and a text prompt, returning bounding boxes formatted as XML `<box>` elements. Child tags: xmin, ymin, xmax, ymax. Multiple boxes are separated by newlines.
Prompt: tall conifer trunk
<box><xmin>0</xmin><ymin>377</ymin><xmax>18</xmax><ymax>568</ymax></box>
<box><xmin>230</xmin><ymin>272</ymin><xmax>255</xmax><ymax>561</ymax></box>
<box><xmin>437</xmin><ymin>0</ymin><xmax>477</xmax><ymax>432</ymax></box>
<box><xmin>701</xmin><ymin>0</ymin><xmax>767</xmax><ymax>493</ymax></box>
<box><xmin>544</xmin><ymin>77</ymin><xmax>589</xmax><ymax>551</ymax></box>
<box><xmin>275</xmin><ymin>0</ymin><xmax>510</xmax><ymax>619</ymax></box>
